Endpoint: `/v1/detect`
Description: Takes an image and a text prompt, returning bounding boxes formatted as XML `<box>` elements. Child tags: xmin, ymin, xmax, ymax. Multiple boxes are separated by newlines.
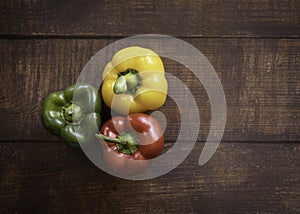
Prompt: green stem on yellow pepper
<box><xmin>113</xmin><ymin>68</ymin><xmax>142</xmax><ymax>95</ymax></box>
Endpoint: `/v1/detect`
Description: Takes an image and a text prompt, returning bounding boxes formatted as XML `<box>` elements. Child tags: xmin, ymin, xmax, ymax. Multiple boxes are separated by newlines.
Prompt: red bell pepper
<box><xmin>96</xmin><ymin>113</ymin><xmax>164</xmax><ymax>175</ymax></box>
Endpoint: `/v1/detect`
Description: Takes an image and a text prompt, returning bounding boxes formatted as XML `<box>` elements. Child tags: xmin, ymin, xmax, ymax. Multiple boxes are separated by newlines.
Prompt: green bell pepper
<box><xmin>42</xmin><ymin>83</ymin><xmax>102</xmax><ymax>147</ymax></box>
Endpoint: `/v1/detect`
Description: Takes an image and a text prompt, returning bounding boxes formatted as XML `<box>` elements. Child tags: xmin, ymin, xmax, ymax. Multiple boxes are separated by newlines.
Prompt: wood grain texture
<box><xmin>1</xmin><ymin>0</ymin><xmax>299</xmax><ymax>213</ymax></box>
<box><xmin>0</xmin><ymin>142</ymin><xmax>299</xmax><ymax>213</ymax></box>
<box><xmin>0</xmin><ymin>0</ymin><xmax>299</xmax><ymax>37</ymax></box>
<box><xmin>0</xmin><ymin>38</ymin><xmax>299</xmax><ymax>142</ymax></box>
<box><xmin>204</xmin><ymin>0</ymin><xmax>300</xmax><ymax>37</ymax></box>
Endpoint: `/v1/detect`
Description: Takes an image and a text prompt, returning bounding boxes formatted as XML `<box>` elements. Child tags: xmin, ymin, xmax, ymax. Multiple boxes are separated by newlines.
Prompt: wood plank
<box><xmin>0</xmin><ymin>142</ymin><xmax>299</xmax><ymax>213</ymax></box>
<box><xmin>204</xmin><ymin>0</ymin><xmax>300</xmax><ymax>37</ymax></box>
<box><xmin>0</xmin><ymin>0</ymin><xmax>299</xmax><ymax>37</ymax></box>
<box><xmin>0</xmin><ymin>0</ymin><xmax>205</xmax><ymax>37</ymax></box>
<box><xmin>0</xmin><ymin>38</ymin><xmax>299</xmax><ymax>142</ymax></box>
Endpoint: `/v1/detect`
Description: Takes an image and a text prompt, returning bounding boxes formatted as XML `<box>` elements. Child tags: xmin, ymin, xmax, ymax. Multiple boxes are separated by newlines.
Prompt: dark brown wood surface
<box><xmin>1</xmin><ymin>38</ymin><xmax>299</xmax><ymax>142</ymax></box>
<box><xmin>0</xmin><ymin>142</ymin><xmax>299</xmax><ymax>213</ymax></box>
<box><xmin>0</xmin><ymin>0</ymin><xmax>299</xmax><ymax>213</ymax></box>
<box><xmin>1</xmin><ymin>0</ymin><xmax>300</xmax><ymax>37</ymax></box>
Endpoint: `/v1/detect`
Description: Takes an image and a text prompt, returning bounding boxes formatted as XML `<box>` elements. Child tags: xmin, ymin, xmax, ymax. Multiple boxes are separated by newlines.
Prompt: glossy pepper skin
<box><xmin>96</xmin><ymin>113</ymin><xmax>164</xmax><ymax>175</ymax></box>
<box><xmin>42</xmin><ymin>83</ymin><xmax>101</xmax><ymax>147</ymax></box>
<box><xmin>102</xmin><ymin>46</ymin><xmax>168</xmax><ymax>115</ymax></box>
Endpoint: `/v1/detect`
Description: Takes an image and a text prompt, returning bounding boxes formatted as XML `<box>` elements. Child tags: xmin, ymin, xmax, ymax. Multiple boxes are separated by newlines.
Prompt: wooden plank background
<box><xmin>0</xmin><ymin>0</ymin><xmax>299</xmax><ymax>37</ymax></box>
<box><xmin>0</xmin><ymin>142</ymin><xmax>299</xmax><ymax>213</ymax></box>
<box><xmin>1</xmin><ymin>38</ymin><xmax>299</xmax><ymax>142</ymax></box>
<box><xmin>0</xmin><ymin>0</ymin><xmax>299</xmax><ymax>213</ymax></box>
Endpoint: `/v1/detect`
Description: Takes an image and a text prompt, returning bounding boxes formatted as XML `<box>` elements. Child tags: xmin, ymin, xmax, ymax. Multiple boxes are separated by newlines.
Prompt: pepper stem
<box><xmin>61</xmin><ymin>102</ymin><xmax>84</xmax><ymax>125</ymax></box>
<box><xmin>113</xmin><ymin>68</ymin><xmax>142</xmax><ymax>94</ymax></box>
<box><xmin>95</xmin><ymin>131</ymin><xmax>140</xmax><ymax>155</ymax></box>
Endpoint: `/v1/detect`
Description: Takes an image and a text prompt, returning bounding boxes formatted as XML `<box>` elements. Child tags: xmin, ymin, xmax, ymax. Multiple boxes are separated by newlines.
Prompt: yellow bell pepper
<box><xmin>101</xmin><ymin>46</ymin><xmax>168</xmax><ymax>115</ymax></box>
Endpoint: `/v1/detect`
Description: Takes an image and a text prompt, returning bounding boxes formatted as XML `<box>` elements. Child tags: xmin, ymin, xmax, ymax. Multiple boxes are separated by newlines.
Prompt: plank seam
<box><xmin>0</xmin><ymin>34</ymin><xmax>300</xmax><ymax>40</ymax></box>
